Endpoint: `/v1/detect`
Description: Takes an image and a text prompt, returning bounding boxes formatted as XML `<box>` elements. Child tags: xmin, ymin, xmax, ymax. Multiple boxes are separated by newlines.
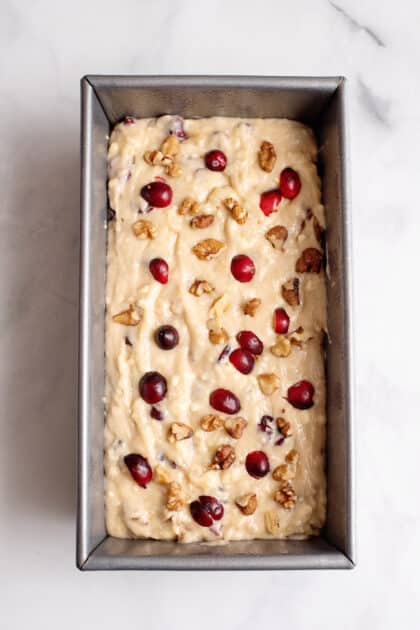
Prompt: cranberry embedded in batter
<box><xmin>155</xmin><ymin>325</ymin><xmax>179</xmax><ymax>350</ymax></box>
<box><xmin>258</xmin><ymin>415</ymin><xmax>274</xmax><ymax>435</ymax></box>
<box><xmin>287</xmin><ymin>380</ymin><xmax>314</xmax><ymax>409</ymax></box>
<box><xmin>149</xmin><ymin>258</ymin><xmax>169</xmax><ymax>284</ymax></box>
<box><xmin>190</xmin><ymin>500</ymin><xmax>214</xmax><ymax>527</ymax></box>
<box><xmin>245</xmin><ymin>450</ymin><xmax>270</xmax><ymax>478</ymax></box>
<box><xmin>230</xmin><ymin>254</ymin><xmax>255</xmax><ymax>282</ymax></box>
<box><xmin>124</xmin><ymin>453</ymin><xmax>153</xmax><ymax>488</ymax></box>
<box><xmin>141</xmin><ymin>181</ymin><xmax>173</xmax><ymax>207</ymax></box>
<box><xmin>273</xmin><ymin>307</ymin><xmax>290</xmax><ymax>334</ymax></box>
<box><xmin>279</xmin><ymin>168</ymin><xmax>301</xmax><ymax>199</ymax></box>
<box><xmin>209</xmin><ymin>388</ymin><xmax>241</xmax><ymax>414</ymax></box>
<box><xmin>199</xmin><ymin>495</ymin><xmax>224</xmax><ymax>521</ymax></box>
<box><xmin>236</xmin><ymin>330</ymin><xmax>264</xmax><ymax>355</ymax></box>
<box><xmin>259</xmin><ymin>189</ymin><xmax>282</xmax><ymax>216</ymax></box>
<box><xmin>150</xmin><ymin>406</ymin><xmax>164</xmax><ymax>420</ymax></box>
<box><xmin>139</xmin><ymin>371</ymin><xmax>168</xmax><ymax>404</ymax></box>
<box><xmin>229</xmin><ymin>348</ymin><xmax>255</xmax><ymax>374</ymax></box>
<box><xmin>205</xmin><ymin>149</ymin><xmax>227</xmax><ymax>171</ymax></box>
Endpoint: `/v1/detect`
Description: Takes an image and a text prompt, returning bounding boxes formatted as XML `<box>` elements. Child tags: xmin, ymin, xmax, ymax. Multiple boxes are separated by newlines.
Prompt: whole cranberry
<box><xmin>279</xmin><ymin>168</ymin><xmax>301</xmax><ymax>200</ymax></box>
<box><xmin>273</xmin><ymin>307</ymin><xmax>290</xmax><ymax>334</ymax></box>
<box><xmin>236</xmin><ymin>330</ymin><xmax>264</xmax><ymax>355</ymax></box>
<box><xmin>287</xmin><ymin>380</ymin><xmax>314</xmax><ymax>409</ymax></box>
<box><xmin>155</xmin><ymin>325</ymin><xmax>179</xmax><ymax>350</ymax></box>
<box><xmin>205</xmin><ymin>149</ymin><xmax>227</xmax><ymax>171</ymax></box>
<box><xmin>209</xmin><ymin>388</ymin><xmax>241</xmax><ymax>414</ymax></box>
<box><xmin>258</xmin><ymin>415</ymin><xmax>274</xmax><ymax>435</ymax></box>
<box><xmin>123</xmin><ymin>116</ymin><xmax>136</xmax><ymax>125</ymax></box>
<box><xmin>139</xmin><ymin>371</ymin><xmax>167</xmax><ymax>404</ymax></box>
<box><xmin>245</xmin><ymin>451</ymin><xmax>270</xmax><ymax>479</ymax></box>
<box><xmin>149</xmin><ymin>258</ymin><xmax>169</xmax><ymax>284</ymax></box>
<box><xmin>231</xmin><ymin>254</ymin><xmax>255</xmax><ymax>282</ymax></box>
<box><xmin>199</xmin><ymin>495</ymin><xmax>224</xmax><ymax>521</ymax></box>
<box><xmin>190</xmin><ymin>500</ymin><xmax>214</xmax><ymax>527</ymax></box>
<box><xmin>141</xmin><ymin>181</ymin><xmax>173</xmax><ymax>207</ymax></box>
<box><xmin>124</xmin><ymin>453</ymin><xmax>153</xmax><ymax>488</ymax></box>
<box><xmin>229</xmin><ymin>348</ymin><xmax>255</xmax><ymax>374</ymax></box>
<box><xmin>259</xmin><ymin>189</ymin><xmax>282</xmax><ymax>216</ymax></box>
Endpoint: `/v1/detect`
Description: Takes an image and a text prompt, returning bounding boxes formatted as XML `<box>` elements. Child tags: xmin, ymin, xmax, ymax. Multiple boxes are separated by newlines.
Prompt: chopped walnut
<box><xmin>144</xmin><ymin>150</ymin><xmax>164</xmax><ymax>166</ymax></box>
<box><xmin>154</xmin><ymin>464</ymin><xmax>172</xmax><ymax>484</ymax></box>
<box><xmin>112</xmin><ymin>305</ymin><xmax>143</xmax><ymax>326</ymax></box>
<box><xmin>166</xmin><ymin>160</ymin><xmax>182</xmax><ymax>177</ymax></box>
<box><xmin>132</xmin><ymin>219</ymin><xmax>156</xmax><ymax>239</ymax></box>
<box><xmin>144</xmin><ymin>135</ymin><xmax>181</xmax><ymax>176</ymax></box>
<box><xmin>264</xmin><ymin>510</ymin><xmax>281</xmax><ymax>535</ymax></box>
<box><xmin>257</xmin><ymin>373</ymin><xmax>281</xmax><ymax>395</ymax></box>
<box><xmin>223</xmin><ymin>197</ymin><xmax>248</xmax><ymax>224</ymax></box>
<box><xmin>270</xmin><ymin>335</ymin><xmax>291</xmax><ymax>358</ymax></box>
<box><xmin>192</xmin><ymin>239</ymin><xmax>225</xmax><ymax>260</ymax></box>
<box><xmin>277</xmin><ymin>417</ymin><xmax>292</xmax><ymax>437</ymax></box>
<box><xmin>224</xmin><ymin>416</ymin><xmax>248</xmax><ymax>439</ymax></box>
<box><xmin>258</xmin><ymin>141</ymin><xmax>277</xmax><ymax>172</ymax></box>
<box><xmin>272</xmin><ymin>464</ymin><xmax>289</xmax><ymax>482</ymax></box>
<box><xmin>211</xmin><ymin>444</ymin><xmax>236</xmax><ymax>470</ymax></box>
<box><xmin>161</xmin><ymin>134</ymin><xmax>179</xmax><ymax>156</ymax></box>
<box><xmin>208</xmin><ymin>327</ymin><xmax>228</xmax><ymax>345</ymax></box>
<box><xmin>200</xmin><ymin>414</ymin><xmax>225</xmax><ymax>431</ymax></box>
<box><xmin>296</xmin><ymin>247</ymin><xmax>323</xmax><ymax>273</ymax></box>
<box><xmin>274</xmin><ymin>481</ymin><xmax>297</xmax><ymax>510</ymax></box>
<box><xmin>265</xmin><ymin>225</ymin><xmax>288</xmax><ymax>250</ymax></box>
<box><xmin>168</xmin><ymin>422</ymin><xmax>193</xmax><ymax>442</ymax></box>
<box><xmin>189</xmin><ymin>279</ymin><xmax>215</xmax><ymax>297</ymax></box>
<box><xmin>235</xmin><ymin>493</ymin><xmax>257</xmax><ymax>515</ymax></box>
<box><xmin>281</xmin><ymin>278</ymin><xmax>300</xmax><ymax>306</ymax></box>
<box><xmin>242</xmin><ymin>297</ymin><xmax>261</xmax><ymax>317</ymax></box>
<box><xmin>166</xmin><ymin>481</ymin><xmax>185</xmax><ymax>511</ymax></box>
<box><xmin>208</xmin><ymin>294</ymin><xmax>229</xmax><ymax>319</ymax></box>
<box><xmin>285</xmin><ymin>448</ymin><xmax>299</xmax><ymax>465</ymax></box>
<box><xmin>190</xmin><ymin>214</ymin><xmax>215</xmax><ymax>229</ymax></box>
<box><xmin>288</xmin><ymin>327</ymin><xmax>313</xmax><ymax>348</ymax></box>
<box><xmin>178</xmin><ymin>196</ymin><xmax>200</xmax><ymax>215</ymax></box>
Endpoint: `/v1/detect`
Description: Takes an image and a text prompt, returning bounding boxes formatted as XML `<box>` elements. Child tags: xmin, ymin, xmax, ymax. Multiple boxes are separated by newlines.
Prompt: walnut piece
<box><xmin>189</xmin><ymin>279</ymin><xmax>215</xmax><ymax>297</ymax></box>
<box><xmin>211</xmin><ymin>444</ymin><xmax>236</xmax><ymax>470</ymax></box>
<box><xmin>166</xmin><ymin>481</ymin><xmax>184</xmax><ymax>511</ymax></box>
<box><xmin>257</xmin><ymin>373</ymin><xmax>281</xmax><ymax>395</ymax></box>
<box><xmin>223</xmin><ymin>197</ymin><xmax>248</xmax><ymax>224</ymax></box>
<box><xmin>242</xmin><ymin>297</ymin><xmax>261</xmax><ymax>317</ymax></box>
<box><xmin>285</xmin><ymin>448</ymin><xmax>299</xmax><ymax>465</ymax></box>
<box><xmin>274</xmin><ymin>481</ymin><xmax>297</xmax><ymax>510</ymax></box>
<box><xmin>277</xmin><ymin>417</ymin><xmax>292</xmax><ymax>437</ymax></box>
<box><xmin>281</xmin><ymin>278</ymin><xmax>300</xmax><ymax>306</ymax></box>
<box><xmin>168</xmin><ymin>422</ymin><xmax>193</xmax><ymax>442</ymax></box>
<box><xmin>154</xmin><ymin>464</ymin><xmax>172</xmax><ymax>484</ymax></box>
<box><xmin>224</xmin><ymin>416</ymin><xmax>248</xmax><ymax>439</ymax></box>
<box><xmin>132</xmin><ymin>219</ymin><xmax>156</xmax><ymax>239</ymax></box>
<box><xmin>190</xmin><ymin>214</ymin><xmax>215</xmax><ymax>229</ymax></box>
<box><xmin>178</xmin><ymin>196</ymin><xmax>200</xmax><ymax>215</ymax></box>
<box><xmin>144</xmin><ymin>150</ymin><xmax>164</xmax><ymax>166</ymax></box>
<box><xmin>200</xmin><ymin>414</ymin><xmax>225</xmax><ymax>431</ymax></box>
<box><xmin>288</xmin><ymin>327</ymin><xmax>313</xmax><ymax>348</ymax></box>
<box><xmin>192</xmin><ymin>239</ymin><xmax>225</xmax><ymax>260</ymax></box>
<box><xmin>264</xmin><ymin>510</ymin><xmax>281</xmax><ymax>535</ymax></box>
<box><xmin>270</xmin><ymin>335</ymin><xmax>291</xmax><ymax>358</ymax></box>
<box><xmin>161</xmin><ymin>134</ymin><xmax>179</xmax><ymax>156</ymax></box>
<box><xmin>112</xmin><ymin>305</ymin><xmax>143</xmax><ymax>326</ymax></box>
<box><xmin>296</xmin><ymin>247</ymin><xmax>323</xmax><ymax>273</ymax></box>
<box><xmin>258</xmin><ymin>140</ymin><xmax>277</xmax><ymax>172</ymax></box>
<box><xmin>208</xmin><ymin>327</ymin><xmax>228</xmax><ymax>345</ymax></box>
<box><xmin>272</xmin><ymin>464</ymin><xmax>289</xmax><ymax>482</ymax></box>
<box><xmin>265</xmin><ymin>225</ymin><xmax>288</xmax><ymax>250</ymax></box>
<box><xmin>144</xmin><ymin>135</ymin><xmax>181</xmax><ymax>177</ymax></box>
<box><xmin>235</xmin><ymin>493</ymin><xmax>257</xmax><ymax>515</ymax></box>
<box><xmin>166</xmin><ymin>160</ymin><xmax>182</xmax><ymax>177</ymax></box>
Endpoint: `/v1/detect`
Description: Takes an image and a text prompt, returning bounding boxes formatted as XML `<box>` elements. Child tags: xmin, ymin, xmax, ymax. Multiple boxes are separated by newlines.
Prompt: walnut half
<box><xmin>178</xmin><ymin>196</ymin><xmax>200</xmax><ymax>215</ymax></box>
<box><xmin>168</xmin><ymin>422</ymin><xmax>193</xmax><ymax>442</ymax></box>
<box><xmin>296</xmin><ymin>247</ymin><xmax>323</xmax><ymax>273</ymax></box>
<box><xmin>209</xmin><ymin>327</ymin><xmax>228</xmax><ymax>345</ymax></box>
<box><xmin>190</xmin><ymin>214</ymin><xmax>215</xmax><ymax>229</ymax></box>
<box><xmin>265</xmin><ymin>225</ymin><xmax>288</xmax><ymax>250</ymax></box>
<box><xmin>257</xmin><ymin>373</ymin><xmax>281</xmax><ymax>395</ymax></box>
<box><xmin>270</xmin><ymin>335</ymin><xmax>291</xmax><ymax>358</ymax></box>
<box><xmin>223</xmin><ymin>197</ymin><xmax>248</xmax><ymax>224</ymax></box>
<box><xmin>281</xmin><ymin>278</ymin><xmax>300</xmax><ymax>306</ymax></box>
<box><xmin>166</xmin><ymin>481</ymin><xmax>185</xmax><ymax>511</ymax></box>
<box><xmin>211</xmin><ymin>444</ymin><xmax>236</xmax><ymax>470</ymax></box>
<box><xmin>258</xmin><ymin>141</ymin><xmax>277</xmax><ymax>172</ymax></box>
<box><xmin>235</xmin><ymin>493</ymin><xmax>257</xmax><ymax>515</ymax></box>
<box><xmin>224</xmin><ymin>416</ymin><xmax>248</xmax><ymax>439</ymax></box>
<box><xmin>132</xmin><ymin>219</ymin><xmax>156</xmax><ymax>239</ymax></box>
<box><xmin>112</xmin><ymin>305</ymin><xmax>143</xmax><ymax>326</ymax></box>
<box><xmin>200</xmin><ymin>414</ymin><xmax>225</xmax><ymax>431</ymax></box>
<box><xmin>189</xmin><ymin>279</ymin><xmax>215</xmax><ymax>297</ymax></box>
<box><xmin>192</xmin><ymin>239</ymin><xmax>225</xmax><ymax>260</ymax></box>
<box><xmin>242</xmin><ymin>297</ymin><xmax>261</xmax><ymax>317</ymax></box>
<box><xmin>274</xmin><ymin>481</ymin><xmax>297</xmax><ymax>510</ymax></box>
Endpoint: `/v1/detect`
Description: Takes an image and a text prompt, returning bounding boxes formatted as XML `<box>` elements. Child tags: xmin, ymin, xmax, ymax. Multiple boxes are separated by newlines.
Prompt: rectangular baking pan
<box><xmin>78</xmin><ymin>75</ymin><xmax>355</xmax><ymax>570</ymax></box>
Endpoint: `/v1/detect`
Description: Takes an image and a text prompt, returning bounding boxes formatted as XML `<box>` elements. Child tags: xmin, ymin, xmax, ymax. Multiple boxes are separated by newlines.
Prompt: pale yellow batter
<box><xmin>105</xmin><ymin>115</ymin><xmax>327</xmax><ymax>542</ymax></box>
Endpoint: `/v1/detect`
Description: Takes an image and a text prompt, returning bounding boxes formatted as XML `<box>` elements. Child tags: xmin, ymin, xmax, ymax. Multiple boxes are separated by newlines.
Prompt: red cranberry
<box><xmin>229</xmin><ymin>348</ymin><xmax>255</xmax><ymax>374</ymax></box>
<box><xmin>245</xmin><ymin>451</ymin><xmax>270</xmax><ymax>479</ymax></box>
<box><xmin>279</xmin><ymin>168</ymin><xmax>301</xmax><ymax>200</ymax></box>
<box><xmin>199</xmin><ymin>496</ymin><xmax>224</xmax><ymax>521</ymax></box>
<box><xmin>287</xmin><ymin>380</ymin><xmax>315</xmax><ymax>409</ymax></box>
<box><xmin>139</xmin><ymin>371</ymin><xmax>167</xmax><ymax>404</ymax></box>
<box><xmin>150</xmin><ymin>406</ymin><xmax>163</xmax><ymax>420</ymax></box>
<box><xmin>155</xmin><ymin>325</ymin><xmax>179</xmax><ymax>350</ymax></box>
<box><xmin>124</xmin><ymin>453</ymin><xmax>152</xmax><ymax>488</ymax></box>
<box><xmin>209</xmin><ymin>388</ymin><xmax>241</xmax><ymax>414</ymax></box>
<box><xmin>230</xmin><ymin>254</ymin><xmax>255</xmax><ymax>282</ymax></box>
<box><xmin>259</xmin><ymin>189</ymin><xmax>282</xmax><ymax>216</ymax></box>
<box><xmin>123</xmin><ymin>116</ymin><xmax>135</xmax><ymax>125</ymax></box>
<box><xmin>190</xmin><ymin>500</ymin><xmax>214</xmax><ymax>527</ymax></box>
<box><xmin>141</xmin><ymin>181</ymin><xmax>173</xmax><ymax>207</ymax></box>
<box><xmin>205</xmin><ymin>149</ymin><xmax>227</xmax><ymax>171</ymax></box>
<box><xmin>149</xmin><ymin>258</ymin><xmax>169</xmax><ymax>284</ymax></box>
<box><xmin>273</xmin><ymin>307</ymin><xmax>290</xmax><ymax>334</ymax></box>
<box><xmin>258</xmin><ymin>415</ymin><xmax>273</xmax><ymax>435</ymax></box>
<box><xmin>169</xmin><ymin>116</ymin><xmax>187</xmax><ymax>140</ymax></box>
<box><xmin>236</xmin><ymin>330</ymin><xmax>263</xmax><ymax>355</ymax></box>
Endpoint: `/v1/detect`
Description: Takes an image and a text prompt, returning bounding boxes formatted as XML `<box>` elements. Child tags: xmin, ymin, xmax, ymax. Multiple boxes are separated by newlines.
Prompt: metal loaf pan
<box><xmin>78</xmin><ymin>76</ymin><xmax>355</xmax><ymax>570</ymax></box>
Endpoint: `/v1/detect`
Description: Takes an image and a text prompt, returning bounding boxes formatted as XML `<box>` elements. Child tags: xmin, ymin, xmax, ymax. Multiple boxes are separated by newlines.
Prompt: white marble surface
<box><xmin>1</xmin><ymin>0</ymin><xmax>419</xmax><ymax>627</ymax></box>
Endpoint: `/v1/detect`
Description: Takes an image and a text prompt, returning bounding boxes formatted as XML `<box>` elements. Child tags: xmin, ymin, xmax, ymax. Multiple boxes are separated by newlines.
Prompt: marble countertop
<box><xmin>1</xmin><ymin>0</ymin><xmax>418</xmax><ymax>628</ymax></box>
